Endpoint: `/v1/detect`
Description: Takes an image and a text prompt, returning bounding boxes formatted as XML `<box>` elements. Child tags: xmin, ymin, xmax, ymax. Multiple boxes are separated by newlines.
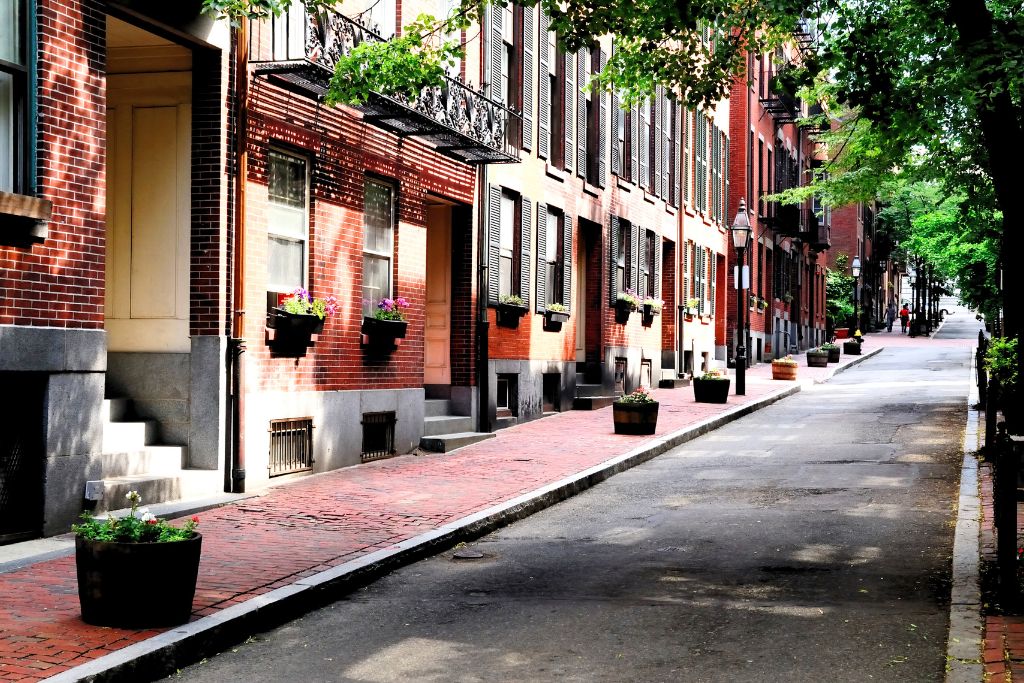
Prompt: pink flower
<box><xmin>395</xmin><ymin>297</ymin><xmax>409</xmax><ymax>308</ymax></box>
<box><xmin>191</xmin><ymin>516</ymin><xmax>200</xmax><ymax>524</ymax></box>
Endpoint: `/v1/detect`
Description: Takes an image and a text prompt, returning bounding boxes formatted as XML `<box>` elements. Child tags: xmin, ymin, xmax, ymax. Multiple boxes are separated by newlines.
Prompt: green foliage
<box><xmin>547</xmin><ymin>302</ymin><xmax>567</xmax><ymax>312</ymax></box>
<box><xmin>825</xmin><ymin>253</ymin><xmax>855</xmax><ymax>331</ymax></box>
<box><xmin>499</xmin><ymin>294</ymin><xmax>525</xmax><ymax>307</ymax></box>
<box><xmin>73</xmin><ymin>491</ymin><xmax>198</xmax><ymax>543</ymax></box>
<box><xmin>985</xmin><ymin>337</ymin><xmax>1019</xmax><ymax>396</ymax></box>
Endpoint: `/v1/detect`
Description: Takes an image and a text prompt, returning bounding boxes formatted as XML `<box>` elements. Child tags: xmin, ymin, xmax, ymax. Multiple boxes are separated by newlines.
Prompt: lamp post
<box><xmin>850</xmin><ymin>256</ymin><xmax>862</xmax><ymax>338</ymax></box>
<box><xmin>731</xmin><ymin>200</ymin><xmax>752</xmax><ymax>395</ymax></box>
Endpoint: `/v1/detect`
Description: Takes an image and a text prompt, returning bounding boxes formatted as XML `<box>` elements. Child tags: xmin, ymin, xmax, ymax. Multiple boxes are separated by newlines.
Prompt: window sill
<box><xmin>582</xmin><ymin>182</ymin><xmax>600</xmax><ymax>198</ymax></box>
<box><xmin>545</xmin><ymin>164</ymin><xmax>568</xmax><ymax>182</ymax></box>
<box><xmin>0</xmin><ymin>192</ymin><xmax>52</xmax><ymax>245</ymax></box>
<box><xmin>616</xmin><ymin>178</ymin><xmax>632</xmax><ymax>192</ymax></box>
<box><xmin>642</xmin><ymin>190</ymin><xmax>656</xmax><ymax>205</ymax></box>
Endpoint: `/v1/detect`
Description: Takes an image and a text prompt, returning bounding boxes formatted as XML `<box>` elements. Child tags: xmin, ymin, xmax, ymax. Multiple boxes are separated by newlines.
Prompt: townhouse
<box><xmin>727</xmin><ymin>40</ymin><xmax>830</xmax><ymax>363</ymax></box>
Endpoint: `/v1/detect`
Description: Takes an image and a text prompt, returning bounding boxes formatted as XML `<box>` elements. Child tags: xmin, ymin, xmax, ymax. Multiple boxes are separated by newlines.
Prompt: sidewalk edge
<box><xmin>945</xmin><ymin>349</ymin><xmax>984</xmax><ymax>683</ymax></box>
<box><xmin>46</xmin><ymin>385</ymin><xmax>803</xmax><ymax>683</ymax></box>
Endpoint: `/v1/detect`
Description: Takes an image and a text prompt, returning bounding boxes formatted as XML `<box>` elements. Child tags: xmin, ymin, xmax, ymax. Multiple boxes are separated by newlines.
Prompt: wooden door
<box><xmin>105</xmin><ymin>73</ymin><xmax>191</xmax><ymax>352</ymax></box>
<box><xmin>424</xmin><ymin>205</ymin><xmax>452</xmax><ymax>385</ymax></box>
<box><xmin>575</xmin><ymin>240</ymin><xmax>586</xmax><ymax>362</ymax></box>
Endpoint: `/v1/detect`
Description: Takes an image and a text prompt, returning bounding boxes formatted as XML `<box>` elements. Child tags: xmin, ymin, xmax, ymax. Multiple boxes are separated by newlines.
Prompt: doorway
<box><xmin>424</xmin><ymin>201</ymin><xmax>453</xmax><ymax>387</ymax></box>
<box><xmin>579</xmin><ymin>219</ymin><xmax>603</xmax><ymax>381</ymax></box>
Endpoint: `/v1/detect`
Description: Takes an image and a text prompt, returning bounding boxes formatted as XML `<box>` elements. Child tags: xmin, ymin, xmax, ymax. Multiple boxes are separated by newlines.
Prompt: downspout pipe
<box><xmin>476</xmin><ymin>13</ymin><xmax>491</xmax><ymax>434</ymax></box>
<box><xmin>228</xmin><ymin>22</ymin><xmax>249</xmax><ymax>493</ymax></box>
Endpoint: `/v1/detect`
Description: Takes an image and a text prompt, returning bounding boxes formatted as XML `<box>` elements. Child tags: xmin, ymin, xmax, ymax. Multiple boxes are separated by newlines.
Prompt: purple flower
<box><xmin>395</xmin><ymin>297</ymin><xmax>409</xmax><ymax>308</ymax></box>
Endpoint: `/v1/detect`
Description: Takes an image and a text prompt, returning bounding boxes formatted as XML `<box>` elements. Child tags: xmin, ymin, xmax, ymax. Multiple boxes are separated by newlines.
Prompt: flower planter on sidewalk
<box><xmin>693</xmin><ymin>377</ymin><xmax>730</xmax><ymax>403</ymax></box>
<box><xmin>612</xmin><ymin>401</ymin><xmax>660</xmax><ymax>435</ymax></box>
<box><xmin>806</xmin><ymin>350</ymin><xmax>829</xmax><ymax>367</ymax></box>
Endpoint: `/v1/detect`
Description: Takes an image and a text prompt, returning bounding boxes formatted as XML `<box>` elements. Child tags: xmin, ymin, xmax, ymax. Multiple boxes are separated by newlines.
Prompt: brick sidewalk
<box><xmin>0</xmin><ymin>334</ymin><xmax>961</xmax><ymax>682</ymax></box>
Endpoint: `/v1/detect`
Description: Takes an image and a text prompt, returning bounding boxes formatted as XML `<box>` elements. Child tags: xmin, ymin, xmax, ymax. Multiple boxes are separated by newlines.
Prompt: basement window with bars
<box><xmin>361</xmin><ymin>411</ymin><xmax>397</xmax><ymax>462</ymax></box>
<box><xmin>268</xmin><ymin>417</ymin><xmax>314</xmax><ymax>476</ymax></box>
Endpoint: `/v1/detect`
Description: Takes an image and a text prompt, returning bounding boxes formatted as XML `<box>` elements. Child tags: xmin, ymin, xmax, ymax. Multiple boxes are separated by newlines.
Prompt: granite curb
<box><xmin>46</xmin><ymin>352</ymin><xmax>879</xmax><ymax>683</ymax></box>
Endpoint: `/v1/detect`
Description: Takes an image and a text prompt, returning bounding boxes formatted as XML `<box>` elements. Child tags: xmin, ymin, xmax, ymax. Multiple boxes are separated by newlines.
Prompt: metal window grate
<box><xmin>361</xmin><ymin>411</ymin><xmax>397</xmax><ymax>462</ymax></box>
<box><xmin>268</xmin><ymin>417</ymin><xmax>314</xmax><ymax>477</ymax></box>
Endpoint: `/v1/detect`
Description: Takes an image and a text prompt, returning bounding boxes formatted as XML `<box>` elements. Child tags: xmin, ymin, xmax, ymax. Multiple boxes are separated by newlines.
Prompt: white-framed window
<box><xmin>266</xmin><ymin>150</ymin><xmax>309</xmax><ymax>292</ymax></box>
<box><xmin>367</xmin><ymin>0</ymin><xmax>396</xmax><ymax>38</ymax></box>
<box><xmin>1</xmin><ymin>0</ymin><xmax>26</xmax><ymax>194</ymax></box>
<box><xmin>363</xmin><ymin>177</ymin><xmax>396</xmax><ymax>316</ymax></box>
<box><xmin>545</xmin><ymin>206</ymin><xmax>564</xmax><ymax>306</ymax></box>
<box><xmin>499</xmin><ymin>190</ymin><xmax>518</xmax><ymax>297</ymax></box>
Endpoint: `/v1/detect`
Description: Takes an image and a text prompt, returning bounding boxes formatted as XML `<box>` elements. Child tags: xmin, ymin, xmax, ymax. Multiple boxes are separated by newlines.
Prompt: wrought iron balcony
<box><xmin>760</xmin><ymin>70</ymin><xmax>801</xmax><ymax>123</ymax></box>
<box><xmin>249</xmin><ymin>9</ymin><xmax>520</xmax><ymax>165</ymax></box>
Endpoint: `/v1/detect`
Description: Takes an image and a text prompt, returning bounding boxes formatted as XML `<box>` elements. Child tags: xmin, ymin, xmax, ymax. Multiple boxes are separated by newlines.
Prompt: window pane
<box><xmin>545</xmin><ymin>209</ymin><xmax>558</xmax><ymax>262</ymax></box>
<box><xmin>267</xmin><ymin>203</ymin><xmax>306</xmax><ymax>239</ymax></box>
<box><xmin>268</xmin><ymin>151</ymin><xmax>306</xmax><ymax>210</ymax></box>
<box><xmin>364</xmin><ymin>180</ymin><xmax>394</xmax><ymax>254</ymax></box>
<box><xmin>0</xmin><ymin>72</ymin><xmax>12</xmax><ymax>193</ymax></box>
<box><xmin>362</xmin><ymin>254</ymin><xmax>391</xmax><ymax>315</ymax></box>
<box><xmin>0</xmin><ymin>0</ymin><xmax>19</xmax><ymax>65</ymax></box>
<box><xmin>500</xmin><ymin>193</ymin><xmax>515</xmax><ymax>252</ymax></box>
<box><xmin>499</xmin><ymin>255</ymin><xmax>513</xmax><ymax>297</ymax></box>
<box><xmin>547</xmin><ymin>262</ymin><xmax>558</xmax><ymax>305</ymax></box>
<box><xmin>268</xmin><ymin>236</ymin><xmax>304</xmax><ymax>290</ymax></box>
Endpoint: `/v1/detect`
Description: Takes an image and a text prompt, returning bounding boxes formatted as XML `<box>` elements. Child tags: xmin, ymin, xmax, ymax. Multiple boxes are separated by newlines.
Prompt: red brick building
<box><xmin>727</xmin><ymin>42</ymin><xmax>830</xmax><ymax>364</ymax></box>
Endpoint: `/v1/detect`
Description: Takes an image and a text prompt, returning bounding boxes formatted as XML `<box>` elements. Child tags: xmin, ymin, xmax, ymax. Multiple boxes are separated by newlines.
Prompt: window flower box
<box><xmin>496</xmin><ymin>296</ymin><xmax>529</xmax><ymax>328</ymax></box>
<box><xmin>361</xmin><ymin>316</ymin><xmax>408</xmax><ymax>340</ymax></box>
<box><xmin>543</xmin><ymin>305</ymin><xmax>569</xmax><ymax>331</ymax></box>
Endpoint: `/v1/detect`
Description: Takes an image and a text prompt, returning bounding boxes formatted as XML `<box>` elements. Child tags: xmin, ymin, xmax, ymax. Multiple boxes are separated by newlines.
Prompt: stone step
<box><xmin>658</xmin><ymin>377</ymin><xmax>691</xmax><ymax>389</ymax></box>
<box><xmin>423</xmin><ymin>415</ymin><xmax>474</xmax><ymax>436</ymax></box>
<box><xmin>424</xmin><ymin>399</ymin><xmax>453</xmax><ymax>418</ymax></box>
<box><xmin>419</xmin><ymin>431</ymin><xmax>496</xmax><ymax>453</ymax></box>
<box><xmin>86</xmin><ymin>469</ymin><xmax>222</xmax><ymax>514</ymax></box>
<box><xmin>494</xmin><ymin>416</ymin><xmax>517</xmax><ymax>431</ymax></box>
<box><xmin>102</xmin><ymin>398</ymin><xmax>131</xmax><ymax>423</ymax></box>
<box><xmin>574</xmin><ymin>383</ymin><xmax>616</xmax><ymax>399</ymax></box>
<box><xmin>572</xmin><ymin>396</ymin><xmax>617</xmax><ymax>411</ymax></box>
<box><xmin>95</xmin><ymin>446</ymin><xmax>188</xmax><ymax>478</ymax></box>
<box><xmin>101</xmin><ymin>420</ymin><xmax>159</xmax><ymax>453</ymax></box>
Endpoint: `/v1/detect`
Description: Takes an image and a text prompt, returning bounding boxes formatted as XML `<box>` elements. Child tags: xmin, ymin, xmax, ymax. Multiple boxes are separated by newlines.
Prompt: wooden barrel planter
<box><xmin>825</xmin><ymin>347</ymin><xmax>840</xmax><ymax>363</ymax></box>
<box><xmin>693</xmin><ymin>377</ymin><xmax>731</xmax><ymax>403</ymax></box>
<box><xmin>806</xmin><ymin>351</ymin><xmax>829</xmax><ymax>368</ymax></box>
<box><xmin>76</xmin><ymin>534</ymin><xmax>202</xmax><ymax>628</ymax></box>
<box><xmin>612</xmin><ymin>401</ymin><xmax>659</xmax><ymax>435</ymax></box>
<box><xmin>771</xmin><ymin>362</ymin><xmax>798</xmax><ymax>380</ymax></box>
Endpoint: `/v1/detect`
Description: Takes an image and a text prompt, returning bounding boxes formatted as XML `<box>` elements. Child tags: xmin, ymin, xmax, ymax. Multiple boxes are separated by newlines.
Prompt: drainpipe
<box><xmin>228</xmin><ymin>22</ymin><xmax>249</xmax><ymax>493</ymax></box>
<box><xmin>476</xmin><ymin>166</ymin><xmax>491</xmax><ymax>433</ymax></box>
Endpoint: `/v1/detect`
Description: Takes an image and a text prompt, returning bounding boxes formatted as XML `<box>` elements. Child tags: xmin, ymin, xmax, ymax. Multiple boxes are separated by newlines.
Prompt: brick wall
<box><xmin>244</xmin><ymin>82</ymin><xmax>475</xmax><ymax>392</ymax></box>
<box><xmin>0</xmin><ymin>0</ymin><xmax>106</xmax><ymax>328</ymax></box>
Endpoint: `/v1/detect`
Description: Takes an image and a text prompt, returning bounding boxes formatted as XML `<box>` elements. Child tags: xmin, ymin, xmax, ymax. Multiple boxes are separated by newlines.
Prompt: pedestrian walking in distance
<box><xmin>885</xmin><ymin>302</ymin><xmax>897</xmax><ymax>333</ymax></box>
<box><xmin>899</xmin><ymin>303</ymin><xmax>911</xmax><ymax>334</ymax></box>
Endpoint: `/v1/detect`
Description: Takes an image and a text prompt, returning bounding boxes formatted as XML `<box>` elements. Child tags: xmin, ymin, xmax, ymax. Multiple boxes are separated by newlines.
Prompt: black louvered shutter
<box><xmin>654</xmin><ymin>89</ymin><xmax>663</xmax><ymax>197</ymax></box>
<box><xmin>672</xmin><ymin>104</ymin><xmax>682</xmax><ymax>208</ymax></box>
<box><xmin>710</xmin><ymin>252</ymin><xmax>717</xmax><ymax>316</ymax></box>
<box><xmin>630</xmin><ymin>221</ymin><xmax>640</xmax><ymax>292</ymax></box>
<box><xmin>487</xmin><ymin>185</ymin><xmax>502</xmax><ymax>304</ymax></box>
<box><xmin>697</xmin><ymin>247</ymin><xmax>705</xmax><ymax>315</ymax></box>
<box><xmin>639</xmin><ymin>102</ymin><xmax>649</xmax><ymax>192</ymax></box>
<box><xmin>711</xmin><ymin>123</ymin><xmax>719</xmax><ymax>223</ymax></box>
<box><xmin>608</xmin><ymin>214</ymin><xmax>620</xmax><ymax>306</ymax></box>
<box><xmin>662</xmin><ymin>98</ymin><xmax>671</xmax><ymax>201</ymax></box>
<box><xmin>682</xmin><ymin>241</ymin><xmax>690</xmax><ymax>306</ymax></box>
<box><xmin>490</xmin><ymin>6</ymin><xmax>503</xmax><ymax>103</ymax></box>
<box><xmin>535</xmin><ymin>202</ymin><xmax>547</xmax><ymax>312</ymax></box>
<box><xmin>723</xmin><ymin>134</ymin><xmax>730</xmax><ymax>223</ymax></box>
<box><xmin>598</xmin><ymin>49</ymin><xmax>608</xmax><ymax>187</ymax></box>
<box><xmin>629</xmin><ymin>104</ymin><xmax>639</xmax><ymax>185</ymax></box>
<box><xmin>537</xmin><ymin>10</ymin><xmax>550</xmax><ymax>159</ymax></box>
<box><xmin>563</xmin><ymin>214</ymin><xmax>573</xmax><ymax>312</ymax></box>
<box><xmin>520</xmin><ymin>197</ymin><xmax>532</xmax><ymax>307</ymax></box>
<box><xmin>564</xmin><ymin>50</ymin><xmax>574</xmax><ymax>173</ymax></box>
<box><xmin>653</xmin><ymin>235</ymin><xmax>662</xmax><ymax>300</ymax></box>
<box><xmin>576</xmin><ymin>48</ymin><xmax>587</xmax><ymax>179</ymax></box>
<box><xmin>521</xmin><ymin>6</ymin><xmax>534</xmax><ymax>152</ymax></box>
<box><xmin>610</xmin><ymin>44</ymin><xmax>620</xmax><ymax>177</ymax></box>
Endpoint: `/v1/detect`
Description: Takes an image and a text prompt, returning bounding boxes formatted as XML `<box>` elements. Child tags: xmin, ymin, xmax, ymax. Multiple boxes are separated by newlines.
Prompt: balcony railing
<box><xmin>760</xmin><ymin>70</ymin><xmax>801</xmax><ymax>123</ymax></box>
<box><xmin>249</xmin><ymin>8</ymin><xmax>520</xmax><ymax>165</ymax></box>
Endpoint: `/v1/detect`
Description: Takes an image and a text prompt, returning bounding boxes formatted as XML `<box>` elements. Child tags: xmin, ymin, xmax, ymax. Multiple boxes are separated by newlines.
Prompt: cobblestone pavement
<box><xmin>0</xmin><ymin>330</ymin><xmax>970</xmax><ymax>682</ymax></box>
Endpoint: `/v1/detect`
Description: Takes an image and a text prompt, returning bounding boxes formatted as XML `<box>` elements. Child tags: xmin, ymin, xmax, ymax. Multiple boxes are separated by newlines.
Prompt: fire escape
<box><xmin>248</xmin><ymin>9</ymin><xmax>520</xmax><ymax>165</ymax></box>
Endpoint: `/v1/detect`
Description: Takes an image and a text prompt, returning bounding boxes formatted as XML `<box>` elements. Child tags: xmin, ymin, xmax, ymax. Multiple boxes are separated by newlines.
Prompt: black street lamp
<box><xmin>731</xmin><ymin>200</ymin><xmax>752</xmax><ymax>395</ymax></box>
<box><xmin>850</xmin><ymin>256</ymin><xmax>862</xmax><ymax>338</ymax></box>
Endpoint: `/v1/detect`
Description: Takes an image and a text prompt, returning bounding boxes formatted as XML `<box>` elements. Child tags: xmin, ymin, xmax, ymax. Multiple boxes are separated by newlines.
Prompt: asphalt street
<box><xmin>171</xmin><ymin>307</ymin><xmax>981</xmax><ymax>683</ymax></box>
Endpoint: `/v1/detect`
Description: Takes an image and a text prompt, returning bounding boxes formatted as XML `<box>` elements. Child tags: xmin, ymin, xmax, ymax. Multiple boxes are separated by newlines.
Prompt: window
<box><xmin>363</xmin><ymin>178</ymin><xmax>395</xmax><ymax>316</ymax></box>
<box><xmin>504</xmin><ymin>3</ymin><xmax>521</xmax><ymax>147</ymax></box>
<box><xmin>545</xmin><ymin>207</ymin><xmax>564</xmax><ymax>306</ymax></box>
<box><xmin>553</xmin><ymin>41</ymin><xmax>567</xmax><ymax>168</ymax></box>
<box><xmin>499</xmin><ymin>190</ymin><xmax>520</xmax><ymax>297</ymax></box>
<box><xmin>585</xmin><ymin>47</ymin><xmax>600</xmax><ymax>185</ymax></box>
<box><xmin>367</xmin><ymin>0</ymin><xmax>396</xmax><ymax>37</ymax></box>
<box><xmin>267</xmin><ymin>151</ymin><xmax>308</xmax><ymax>292</ymax></box>
<box><xmin>1</xmin><ymin>0</ymin><xmax>27</xmax><ymax>194</ymax></box>
<box><xmin>642</xmin><ymin>231</ymin><xmax>655</xmax><ymax>297</ymax></box>
<box><xmin>621</xmin><ymin>106</ymin><xmax>632</xmax><ymax>181</ymax></box>
<box><xmin>617</xmin><ymin>219</ymin><xmax>630</xmax><ymax>294</ymax></box>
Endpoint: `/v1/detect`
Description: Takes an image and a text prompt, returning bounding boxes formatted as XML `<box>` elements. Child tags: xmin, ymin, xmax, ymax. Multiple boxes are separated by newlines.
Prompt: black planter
<box><xmin>543</xmin><ymin>309</ymin><xmax>569</xmax><ymax>332</ymax></box>
<box><xmin>614</xmin><ymin>299</ymin><xmax>635</xmax><ymax>324</ymax></box>
<box><xmin>267</xmin><ymin>308</ymin><xmax>326</xmax><ymax>336</ymax></box>
<box><xmin>496</xmin><ymin>303</ymin><xmax>528</xmax><ymax>328</ymax></box>
<box><xmin>641</xmin><ymin>304</ymin><xmax>659</xmax><ymax>327</ymax></box>
<box><xmin>693</xmin><ymin>378</ymin><xmax>730</xmax><ymax>403</ymax></box>
<box><xmin>843</xmin><ymin>340</ymin><xmax>862</xmax><ymax>356</ymax></box>
<box><xmin>76</xmin><ymin>534</ymin><xmax>202</xmax><ymax>628</ymax></box>
<box><xmin>361</xmin><ymin>316</ymin><xmax>408</xmax><ymax>341</ymax></box>
<box><xmin>824</xmin><ymin>347</ymin><xmax>840</xmax><ymax>363</ymax></box>
<box><xmin>612</xmin><ymin>401</ymin><xmax>659</xmax><ymax>435</ymax></box>
<box><xmin>807</xmin><ymin>351</ymin><xmax>829</xmax><ymax>367</ymax></box>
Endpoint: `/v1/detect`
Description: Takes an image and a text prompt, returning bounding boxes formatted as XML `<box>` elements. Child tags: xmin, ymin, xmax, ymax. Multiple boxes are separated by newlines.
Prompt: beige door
<box><xmin>105</xmin><ymin>73</ymin><xmax>191</xmax><ymax>352</ymax></box>
<box><xmin>424</xmin><ymin>205</ymin><xmax>452</xmax><ymax>385</ymax></box>
<box><xmin>575</xmin><ymin>246</ymin><xmax>586</xmax><ymax>362</ymax></box>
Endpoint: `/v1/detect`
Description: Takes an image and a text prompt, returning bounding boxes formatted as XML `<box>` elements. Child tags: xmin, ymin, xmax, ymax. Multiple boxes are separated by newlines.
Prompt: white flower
<box><xmin>140</xmin><ymin>511</ymin><xmax>156</xmax><ymax>522</ymax></box>
<box><xmin>125</xmin><ymin>490</ymin><xmax>142</xmax><ymax>505</ymax></box>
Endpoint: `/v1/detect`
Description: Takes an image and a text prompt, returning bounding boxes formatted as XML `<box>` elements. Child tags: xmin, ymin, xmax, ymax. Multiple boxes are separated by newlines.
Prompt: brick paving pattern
<box><xmin>0</xmin><ymin>332</ymin><xmax>969</xmax><ymax>681</ymax></box>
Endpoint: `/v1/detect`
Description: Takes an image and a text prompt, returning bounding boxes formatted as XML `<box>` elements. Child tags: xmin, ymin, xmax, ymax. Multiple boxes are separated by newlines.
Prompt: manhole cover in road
<box><xmin>453</xmin><ymin>549</ymin><xmax>485</xmax><ymax>560</ymax></box>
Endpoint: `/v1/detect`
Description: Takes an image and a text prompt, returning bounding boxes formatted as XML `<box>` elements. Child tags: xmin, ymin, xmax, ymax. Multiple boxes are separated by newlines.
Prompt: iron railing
<box><xmin>249</xmin><ymin>8</ymin><xmax>520</xmax><ymax>164</ymax></box>
<box><xmin>760</xmin><ymin>70</ymin><xmax>801</xmax><ymax>123</ymax></box>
